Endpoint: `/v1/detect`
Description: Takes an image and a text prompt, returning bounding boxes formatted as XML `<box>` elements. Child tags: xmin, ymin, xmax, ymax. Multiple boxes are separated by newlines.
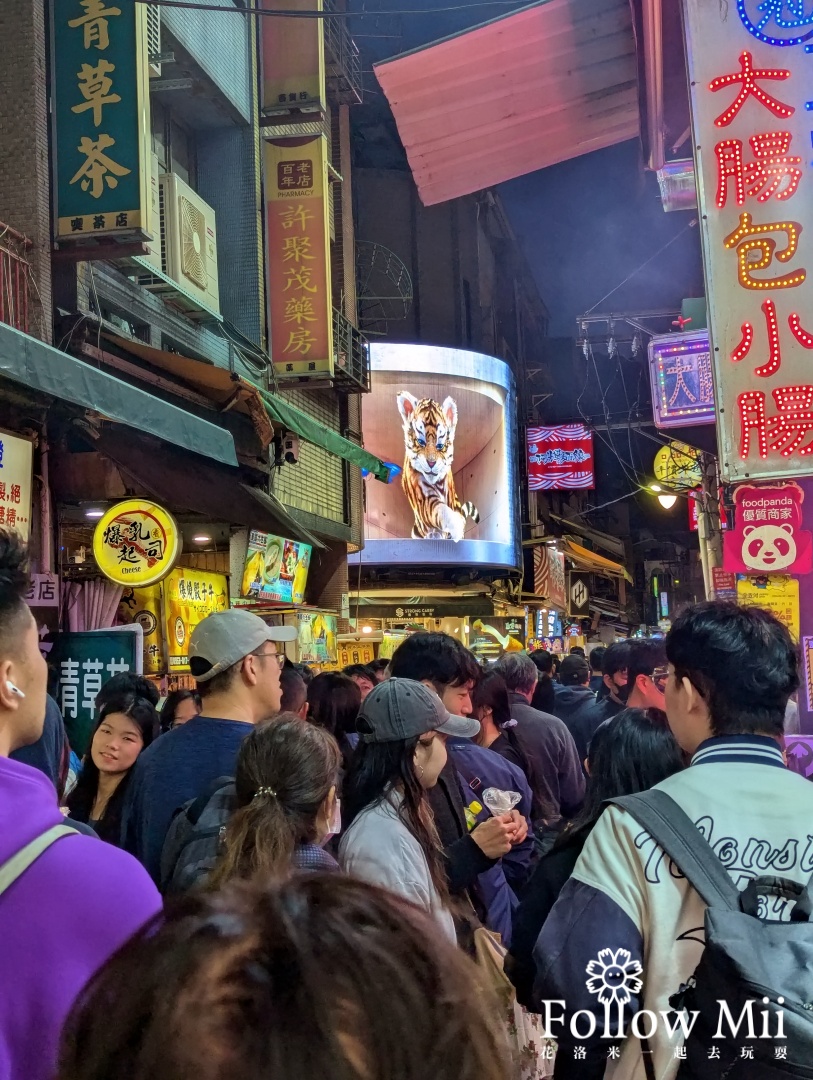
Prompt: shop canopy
<box><xmin>374</xmin><ymin>0</ymin><xmax>639</xmax><ymax>207</ymax></box>
<box><xmin>562</xmin><ymin>538</ymin><xmax>632</xmax><ymax>583</ymax></box>
<box><xmin>0</xmin><ymin>321</ymin><xmax>237</xmax><ymax>467</ymax></box>
<box><xmin>102</xmin><ymin>333</ymin><xmax>391</xmax><ymax>483</ymax></box>
<box><xmin>94</xmin><ymin>428</ymin><xmax>324</xmax><ymax>549</ymax></box>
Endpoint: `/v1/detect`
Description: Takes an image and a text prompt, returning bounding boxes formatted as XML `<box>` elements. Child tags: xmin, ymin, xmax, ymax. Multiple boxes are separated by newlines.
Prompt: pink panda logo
<box><xmin>742</xmin><ymin>523</ymin><xmax>797</xmax><ymax>572</ymax></box>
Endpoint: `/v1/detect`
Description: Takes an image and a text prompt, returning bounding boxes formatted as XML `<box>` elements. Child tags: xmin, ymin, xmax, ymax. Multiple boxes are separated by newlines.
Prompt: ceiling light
<box><xmin>362</xmin><ymin>625</ymin><xmax>373</xmax><ymax>634</ymax></box>
<box><xmin>657</xmin><ymin>494</ymin><xmax>678</xmax><ymax>509</ymax></box>
<box><xmin>84</xmin><ymin>508</ymin><xmax>105</xmax><ymax>519</ymax></box>
<box><xmin>193</xmin><ymin>534</ymin><xmax>212</xmax><ymax>544</ymax></box>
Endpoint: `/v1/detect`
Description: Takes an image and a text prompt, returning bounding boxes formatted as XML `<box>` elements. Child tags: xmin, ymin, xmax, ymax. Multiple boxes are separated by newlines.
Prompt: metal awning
<box><xmin>374</xmin><ymin>0</ymin><xmax>639</xmax><ymax>207</ymax></box>
<box><xmin>563</xmin><ymin>538</ymin><xmax>632</xmax><ymax>582</ymax></box>
<box><xmin>102</xmin><ymin>332</ymin><xmax>390</xmax><ymax>482</ymax></box>
<box><xmin>0</xmin><ymin>321</ymin><xmax>237</xmax><ymax>467</ymax></box>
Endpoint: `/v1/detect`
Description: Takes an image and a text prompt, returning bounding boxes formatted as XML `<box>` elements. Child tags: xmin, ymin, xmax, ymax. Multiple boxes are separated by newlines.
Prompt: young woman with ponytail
<box><xmin>208</xmin><ymin>713</ymin><xmax>341</xmax><ymax>887</ymax></box>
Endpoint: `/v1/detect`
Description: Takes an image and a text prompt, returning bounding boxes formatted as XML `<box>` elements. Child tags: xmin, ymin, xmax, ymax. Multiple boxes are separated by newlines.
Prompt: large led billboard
<box><xmin>350</xmin><ymin>343</ymin><xmax>521</xmax><ymax>571</ymax></box>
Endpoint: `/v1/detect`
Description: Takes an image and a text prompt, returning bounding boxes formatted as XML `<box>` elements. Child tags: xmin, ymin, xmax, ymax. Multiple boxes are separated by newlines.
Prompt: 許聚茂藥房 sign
<box><xmin>53</xmin><ymin>0</ymin><xmax>150</xmax><ymax>241</ymax></box>
<box><xmin>683</xmin><ymin>0</ymin><xmax>813</xmax><ymax>481</ymax></box>
<box><xmin>92</xmin><ymin>500</ymin><xmax>180</xmax><ymax>587</ymax></box>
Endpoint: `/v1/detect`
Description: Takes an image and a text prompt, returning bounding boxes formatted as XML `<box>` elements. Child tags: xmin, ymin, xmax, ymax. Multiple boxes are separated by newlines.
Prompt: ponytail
<box><xmin>208</xmin><ymin>714</ymin><xmax>340</xmax><ymax>888</ymax></box>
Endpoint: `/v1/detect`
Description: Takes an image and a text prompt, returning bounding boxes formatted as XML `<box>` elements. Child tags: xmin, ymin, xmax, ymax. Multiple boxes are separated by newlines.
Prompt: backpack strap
<box><xmin>0</xmin><ymin>823</ymin><xmax>77</xmax><ymax>898</ymax></box>
<box><xmin>608</xmin><ymin>790</ymin><xmax>741</xmax><ymax>911</ymax></box>
<box><xmin>185</xmin><ymin>776</ymin><xmax>234</xmax><ymax>827</ymax></box>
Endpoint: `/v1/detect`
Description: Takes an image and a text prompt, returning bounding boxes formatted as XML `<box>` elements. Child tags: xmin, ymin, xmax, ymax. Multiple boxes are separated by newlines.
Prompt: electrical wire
<box><xmin>583</xmin><ymin>219</ymin><xmax>697</xmax><ymax>318</ymax></box>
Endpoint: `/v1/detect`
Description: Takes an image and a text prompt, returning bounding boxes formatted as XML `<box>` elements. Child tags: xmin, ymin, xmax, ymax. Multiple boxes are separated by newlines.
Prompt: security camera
<box><xmin>283</xmin><ymin>433</ymin><xmax>300</xmax><ymax>465</ymax></box>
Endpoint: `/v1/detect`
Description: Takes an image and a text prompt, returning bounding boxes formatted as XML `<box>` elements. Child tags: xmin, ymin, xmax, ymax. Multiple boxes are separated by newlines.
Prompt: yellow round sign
<box><xmin>653</xmin><ymin>442</ymin><xmax>702</xmax><ymax>490</ymax></box>
<box><xmin>92</xmin><ymin>500</ymin><xmax>181</xmax><ymax>587</ymax></box>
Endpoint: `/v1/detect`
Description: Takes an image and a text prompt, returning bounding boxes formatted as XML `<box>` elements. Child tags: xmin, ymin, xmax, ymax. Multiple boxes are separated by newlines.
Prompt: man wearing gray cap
<box><xmin>122</xmin><ymin>610</ymin><xmax>297</xmax><ymax>882</ymax></box>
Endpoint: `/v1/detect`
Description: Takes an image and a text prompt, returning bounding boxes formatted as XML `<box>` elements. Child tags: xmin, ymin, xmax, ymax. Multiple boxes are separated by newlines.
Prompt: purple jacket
<box><xmin>0</xmin><ymin>756</ymin><xmax>161</xmax><ymax>1080</ymax></box>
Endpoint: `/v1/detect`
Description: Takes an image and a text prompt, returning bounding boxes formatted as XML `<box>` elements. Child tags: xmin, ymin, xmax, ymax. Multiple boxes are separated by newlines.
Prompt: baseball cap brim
<box><xmin>435</xmin><ymin>712</ymin><xmax>481</xmax><ymax>739</ymax></box>
<box><xmin>266</xmin><ymin>625</ymin><xmax>298</xmax><ymax>643</ymax></box>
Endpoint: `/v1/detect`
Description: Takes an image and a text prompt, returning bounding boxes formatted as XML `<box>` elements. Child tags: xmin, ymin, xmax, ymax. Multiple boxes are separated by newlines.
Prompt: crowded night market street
<box><xmin>0</xmin><ymin>0</ymin><xmax>812</xmax><ymax>1077</ymax></box>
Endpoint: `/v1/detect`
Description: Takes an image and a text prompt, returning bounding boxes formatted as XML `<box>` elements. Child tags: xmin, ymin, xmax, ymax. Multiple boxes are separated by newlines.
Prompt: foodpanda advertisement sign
<box><xmin>723</xmin><ymin>482</ymin><xmax>813</xmax><ymax>576</ymax></box>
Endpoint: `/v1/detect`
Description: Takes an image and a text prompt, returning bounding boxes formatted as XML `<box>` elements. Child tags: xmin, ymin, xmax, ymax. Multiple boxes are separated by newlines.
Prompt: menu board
<box><xmin>241</xmin><ymin>531</ymin><xmax>312</xmax><ymax>605</ymax></box>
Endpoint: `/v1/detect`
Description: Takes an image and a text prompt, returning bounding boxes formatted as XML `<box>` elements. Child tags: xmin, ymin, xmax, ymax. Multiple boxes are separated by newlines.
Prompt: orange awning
<box><xmin>563</xmin><ymin>538</ymin><xmax>633</xmax><ymax>582</ymax></box>
<box><xmin>374</xmin><ymin>0</ymin><xmax>640</xmax><ymax>207</ymax></box>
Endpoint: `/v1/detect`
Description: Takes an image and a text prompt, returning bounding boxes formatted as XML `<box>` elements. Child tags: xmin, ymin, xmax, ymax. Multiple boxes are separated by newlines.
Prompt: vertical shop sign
<box><xmin>164</xmin><ymin>568</ymin><xmax>229</xmax><ymax>673</ymax></box>
<box><xmin>533</xmin><ymin>545</ymin><xmax>566</xmax><ymax>610</ymax></box>
<box><xmin>682</xmin><ymin>0</ymin><xmax>813</xmax><ymax>481</ymax></box>
<box><xmin>265</xmin><ymin>137</ymin><xmax>333</xmax><ymax>380</ymax></box>
<box><xmin>648</xmin><ymin>330</ymin><xmax>716</xmax><ymax>428</ymax></box>
<box><xmin>527</xmin><ymin>425</ymin><xmax>594</xmax><ymax>490</ymax></box>
<box><xmin>52</xmin><ymin>0</ymin><xmax>150</xmax><ymax>240</ymax></box>
<box><xmin>0</xmin><ymin>431</ymin><xmax>33</xmax><ymax>542</ymax></box>
<box><xmin>260</xmin><ymin>0</ymin><xmax>326</xmax><ymax>114</ymax></box>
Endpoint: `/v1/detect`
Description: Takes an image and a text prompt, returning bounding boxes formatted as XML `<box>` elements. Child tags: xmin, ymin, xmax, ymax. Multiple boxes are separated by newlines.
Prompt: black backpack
<box><xmin>610</xmin><ymin>790</ymin><xmax>813</xmax><ymax>1079</ymax></box>
<box><xmin>159</xmin><ymin>776</ymin><xmax>235</xmax><ymax>895</ymax></box>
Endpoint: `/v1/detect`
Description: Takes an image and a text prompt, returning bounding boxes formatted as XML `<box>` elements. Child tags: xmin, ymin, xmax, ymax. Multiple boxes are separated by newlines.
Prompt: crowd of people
<box><xmin>1</xmin><ymin>527</ymin><xmax>811</xmax><ymax>1080</ymax></box>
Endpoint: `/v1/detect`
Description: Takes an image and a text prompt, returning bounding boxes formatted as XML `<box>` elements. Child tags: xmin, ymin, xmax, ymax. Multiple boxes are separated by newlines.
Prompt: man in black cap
<box><xmin>551</xmin><ymin>654</ymin><xmax>607</xmax><ymax>764</ymax></box>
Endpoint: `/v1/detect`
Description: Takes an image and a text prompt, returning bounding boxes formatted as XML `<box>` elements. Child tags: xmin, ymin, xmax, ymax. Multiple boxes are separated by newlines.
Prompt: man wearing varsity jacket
<box><xmin>533</xmin><ymin>601</ymin><xmax>813</xmax><ymax>1079</ymax></box>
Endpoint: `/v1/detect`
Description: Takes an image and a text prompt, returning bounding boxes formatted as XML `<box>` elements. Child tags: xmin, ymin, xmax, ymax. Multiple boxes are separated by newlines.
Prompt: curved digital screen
<box><xmin>351</xmin><ymin>343</ymin><xmax>521</xmax><ymax>572</ymax></box>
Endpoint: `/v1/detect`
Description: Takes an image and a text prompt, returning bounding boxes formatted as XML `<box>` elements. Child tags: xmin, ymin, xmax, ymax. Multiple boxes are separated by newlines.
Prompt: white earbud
<box><xmin>6</xmin><ymin>681</ymin><xmax>25</xmax><ymax>699</ymax></box>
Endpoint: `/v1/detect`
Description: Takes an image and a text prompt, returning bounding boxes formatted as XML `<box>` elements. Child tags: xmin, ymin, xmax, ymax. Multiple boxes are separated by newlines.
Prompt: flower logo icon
<box><xmin>585</xmin><ymin>949</ymin><xmax>643</xmax><ymax>1005</ymax></box>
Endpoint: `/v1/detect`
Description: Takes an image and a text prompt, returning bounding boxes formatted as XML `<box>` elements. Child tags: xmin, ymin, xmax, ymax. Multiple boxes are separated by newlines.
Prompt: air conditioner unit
<box><xmin>146</xmin><ymin>5</ymin><xmax>162</xmax><ymax>77</ymax></box>
<box><xmin>141</xmin><ymin>153</ymin><xmax>163</xmax><ymax>274</ymax></box>
<box><xmin>159</xmin><ymin>173</ymin><xmax>220</xmax><ymax>316</ymax></box>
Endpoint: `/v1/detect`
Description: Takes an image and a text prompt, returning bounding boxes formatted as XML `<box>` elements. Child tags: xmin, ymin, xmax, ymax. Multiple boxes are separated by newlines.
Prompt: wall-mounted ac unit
<box><xmin>141</xmin><ymin>153</ymin><xmax>163</xmax><ymax>273</ymax></box>
<box><xmin>159</xmin><ymin>172</ymin><xmax>220</xmax><ymax>316</ymax></box>
<box><xmin>146</xmin><ymin>5</ymin><xmax>162</xmax><ymax>77</ymax></box>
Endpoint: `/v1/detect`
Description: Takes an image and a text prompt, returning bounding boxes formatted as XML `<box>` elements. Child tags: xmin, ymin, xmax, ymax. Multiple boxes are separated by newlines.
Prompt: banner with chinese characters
<box><xmin>527</xmin><ymin>425</ymin><xmax>594</xmax><ymax>490</ymax></box>
<box><xmin>265</xmin><ymin>137</ymin><xmax>333</xmax><ymax>380</ymax></box>
<box><xmin>648</xmin><ymin>330</ymin><xmax>716</xmax><ymax>428</ymax></box>
<box><xmin>682</xmin><ymin>0</ymin><xmax>813</xmax><ymax>482</ymax></box>
<box><xmin>724</xmin><ymin>481</ymin><xmax>812</xmax><ymax>574</ymax></box>
<box><xmin>52</xmin><ymin>0</ymin><xmax>151</xmax><ymax>241</ymax></box>
<box><xmin>163</xmin><ymin>568</ymin><xmax>229</xmax><ymax>674</ymax></box>
<box><xmin>336</xmin><ymin>642</ymin><xmax>375</xmax><ymax>668</ymax></box>
<box><xmin>50</xmin><ymin>626</ymin><xmax>142</xmax><ymax>755</ymax></box>
<box><xmin>736</xmin><ymin>574</ymin><xmax>800</xmax><ymax>641</ymax></box>
<box><xmin>0</xmin><ymin>430</ymin><xmax>33</xmax><ymax>542</ymax></box>
<box><xmin>260</xmin><ymin>0</ymin><xmax>326</xmax><ymax>114</ymax></box>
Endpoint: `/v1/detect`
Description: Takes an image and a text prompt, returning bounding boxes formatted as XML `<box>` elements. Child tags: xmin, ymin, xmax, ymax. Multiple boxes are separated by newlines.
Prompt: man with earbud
<box><xmin>0</xmin><ymin>531</ymin><xmax>161</xmax><ymax>1080</ymax></box>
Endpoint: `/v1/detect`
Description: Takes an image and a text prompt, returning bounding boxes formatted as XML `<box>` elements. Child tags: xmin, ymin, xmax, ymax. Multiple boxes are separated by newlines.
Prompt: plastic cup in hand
<box><xmin>482</xmin><ymin>788</ymin><xmax>521</xmax><ymax>816</ymax></box>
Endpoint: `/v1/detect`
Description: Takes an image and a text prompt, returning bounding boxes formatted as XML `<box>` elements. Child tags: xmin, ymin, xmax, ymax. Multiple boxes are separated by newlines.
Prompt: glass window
<box><xmin>151</xmin><ymin>98</ymin><xmax>168</xmax><ymax>172</ymax></box>
<box><xmin>169</xmin><ymin>118</ymin><xmax>196</xmax><ymax>187</ymax></box>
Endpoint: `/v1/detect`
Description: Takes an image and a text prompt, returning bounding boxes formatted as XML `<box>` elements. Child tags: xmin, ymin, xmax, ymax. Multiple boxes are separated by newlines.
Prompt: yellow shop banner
<box><xmin>164</xmin><ymin>568</ymin><xmax>229</xmax><ymax>673</ymax></box>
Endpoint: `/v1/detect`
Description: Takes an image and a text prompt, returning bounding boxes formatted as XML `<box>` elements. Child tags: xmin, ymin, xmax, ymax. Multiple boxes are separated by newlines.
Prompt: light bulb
<box><xmin>193</xmin><ymin>534</ymin><xmax>212</xmax><ymax>544</ymax></box>
<box><xmin>657</xmin><ymin>494</ymin><xmax>678</xmax><ymax>509</ymax></box>
<box><xmin>362</xmin><ymin>625</ymin><xmax>372</xmax><ymax>634</ymax></box>
<box><xmin>650</xmin><ymin>483</ymin><xmax>662</xmax><ymax>492</ymax></box>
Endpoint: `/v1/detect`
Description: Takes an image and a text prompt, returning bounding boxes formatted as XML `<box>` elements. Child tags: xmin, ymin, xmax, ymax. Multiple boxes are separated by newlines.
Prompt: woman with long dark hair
<box><xmin>472</xmin><ymin>670</ymin><xmax>541</xmax><ymax>790</ymax></box>
<box><xmin>208</xmin><ymin>713</ymin><xmax>341</xmax><ymax>887</ymax></box>
<box><xmin>159</xmin><ymin>689</ymin><xmax>201</xmax><ymax>734</ymax></box>
<box><xmin>341</xmin><ymin>678</ymin><xmax>480</xmax><ymax>945</ymax></box>
<box><xmin>307</xmin><ymin>671</ymin><xmax>361</xmax><ymax>765</ymax></box>
<box><xmin>66</xmin><ymin>692</ymin><xmax>159</xmax><ymax>845</ymax></box>
<box><xmin>506</xmin><ymin>708</ymin><xmax>685</xmax><ymax>1007</ymax></box>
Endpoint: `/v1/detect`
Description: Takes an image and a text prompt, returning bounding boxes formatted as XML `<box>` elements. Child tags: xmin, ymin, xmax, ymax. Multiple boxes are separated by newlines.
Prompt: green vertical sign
<box><xmin>50</xmin><ymin>629</ymin><xmax>141</xmax><ymax>755</ymax></box>
<box><xmin>52</xmin><ymin>0</ymin><xmax>150</xmax><ymax>241</ymax></box>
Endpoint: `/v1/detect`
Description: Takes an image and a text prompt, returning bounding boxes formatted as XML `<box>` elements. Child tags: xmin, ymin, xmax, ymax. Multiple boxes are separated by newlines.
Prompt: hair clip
<box><xmin>499</xmin><ymin>719</ymin><xmax>519</xmax><ymax>730</ymax></box>
<box><xmin>254</xmin><ymin>786</ymin><xmax>277</xmax><ymax>800</ymax></box>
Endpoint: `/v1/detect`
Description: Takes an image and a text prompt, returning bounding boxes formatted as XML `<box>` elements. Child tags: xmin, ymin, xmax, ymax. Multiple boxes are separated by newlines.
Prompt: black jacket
<box><xmin>428</xmin><ymin>759</ymin><xmax>494</xmax><ymax>894</ymax></box>
<box><xmin>506</xmin><ymin>826</ymin><xmax>591</xmax><ymax>1009</ymax></box>
<box><xmin>551</xmin><ymin>685</ymin><xmax>607</xmax><ymax>763</ymax></box>
<box><xmin>508</xmin><ymin>694</ymin><xmax>585</xmax><ymax>824</ymax></box>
